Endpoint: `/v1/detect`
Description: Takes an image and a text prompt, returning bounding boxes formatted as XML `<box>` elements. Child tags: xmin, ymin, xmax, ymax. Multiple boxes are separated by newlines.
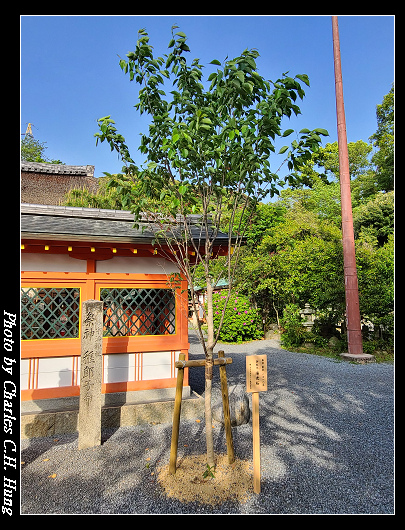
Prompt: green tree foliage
<box><xmin>21</xmin><ymin>135</ymin><xmax>64</xmax><ymax>164</ymax></box>
<box><xmin>356</xmin><ymin>234</ymin><xmax>394</xmax><ymax>344</ymax></box>
<box><xmin>279</xmin><ymin>304</ymin><xmax>307</xmax><ymax>348</ymax></box>
<box><xmin>240</xmin><ymin>205</ymin><xmax>345</xmax><ymax>330</ymax></box>
<box><xmin>235</xmin><ymin>86</ymin><xmax>394</xmax><ymax>353</ymax></box>
<box><xmin>369</xmin><ymin>83</ymin><xmax>394</xmax><ymax>192</ymax></box>
<box><xmin>353</xmin><ymin>191</ymin><xmax>394</xmax><ymax>246</ymax></box>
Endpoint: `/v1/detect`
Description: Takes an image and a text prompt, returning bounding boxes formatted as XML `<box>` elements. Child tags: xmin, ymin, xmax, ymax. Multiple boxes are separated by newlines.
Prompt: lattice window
<box><xmin>21</xmin><ymin>287</ymin><xmax>80</xmax><ymax>340</ymax></box>
<box><xmin>101</xmin><ymin>288</ymin><xmax>176</xmax><ymax>337</ymax></box>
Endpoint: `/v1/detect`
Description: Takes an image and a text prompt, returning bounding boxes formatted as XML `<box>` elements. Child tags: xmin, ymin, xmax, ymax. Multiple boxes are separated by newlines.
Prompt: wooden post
<box><xmin>218</xmin><ymin>350</ymin><xmax>235</xmax><ymax>464</ymax></box>
<box><xmin>246</xmin><ymin>355</ymin><xmax>267</xmax><ymax>494</ymax></box>
<box><xmin>174</xmin><ymin>357</ymin><xmax>232</xmax><ymax>368</ymax></box>
<box><xmin>332</xmin><ymin>15</ymin><xmax>365</xmax><ymax>357</ymax></box>
<box><xmin>252</xmin><ymin>392</ymin><xmax>260</xmax><ymax>494</ymax></box>
<box><xmin>169</xmin><ymin>352</ymin><xmax>186</xmax><ymax>474</ymax></box>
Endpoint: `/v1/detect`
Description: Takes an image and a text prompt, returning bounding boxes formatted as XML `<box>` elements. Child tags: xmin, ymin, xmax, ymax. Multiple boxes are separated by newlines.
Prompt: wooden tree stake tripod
<box><xmin>169</xmin><ymin>351</ymin><xmax>234</xmax><ymax>474</ymax></box>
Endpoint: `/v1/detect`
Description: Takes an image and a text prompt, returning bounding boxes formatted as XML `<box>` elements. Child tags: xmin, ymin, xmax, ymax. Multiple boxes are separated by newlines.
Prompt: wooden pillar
<box><xmin>332</xmin><ymin>15</ymin><xmax>365</xmax><ymax>357</ymax></box>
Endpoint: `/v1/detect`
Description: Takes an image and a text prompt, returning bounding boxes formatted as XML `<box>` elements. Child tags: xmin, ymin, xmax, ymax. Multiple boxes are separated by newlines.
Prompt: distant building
<box><xmin>21</xmin><ymin>161</ymin><xmax>98</xmax><ymax>205</ymax></box>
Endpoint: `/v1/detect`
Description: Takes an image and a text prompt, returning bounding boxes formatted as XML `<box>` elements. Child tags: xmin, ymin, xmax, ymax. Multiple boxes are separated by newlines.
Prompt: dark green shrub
<box><xmin>280</xmin><ymin>303</ymin><xmax>307</xmax><ymax>348</ymax></box>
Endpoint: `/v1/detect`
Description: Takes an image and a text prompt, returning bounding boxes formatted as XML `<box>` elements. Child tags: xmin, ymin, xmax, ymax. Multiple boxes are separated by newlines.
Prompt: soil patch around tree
<box><xmin>157</xmin><ymin>454</ymin><xmax>253</xmax><ymax>506</ymax></box>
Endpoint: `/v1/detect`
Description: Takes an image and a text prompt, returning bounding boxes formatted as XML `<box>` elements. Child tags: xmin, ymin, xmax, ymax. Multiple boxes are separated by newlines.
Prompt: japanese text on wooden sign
<box><xmin>246</xmin><ymin>355</ymin><xmax>267</xmax><ymax>393</ymax></box>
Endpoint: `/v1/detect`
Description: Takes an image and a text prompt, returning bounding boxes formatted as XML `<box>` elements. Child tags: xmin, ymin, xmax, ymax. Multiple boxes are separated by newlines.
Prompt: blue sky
<box><xmin>21</xmin><ymin>15</ymin><xmax>394</xmax><ymax>183</ymax></box>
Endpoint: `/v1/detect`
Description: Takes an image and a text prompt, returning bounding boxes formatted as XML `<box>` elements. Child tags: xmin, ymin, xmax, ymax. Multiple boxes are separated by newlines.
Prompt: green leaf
<box><xmin>314</xmin><ymin>128</ymin><xmax>329</xmax><ymax>136</ymax></box>
<box><xmin>178</xmin><ymin>185</ymin><xmax>187</xmax><ymax>195</ymax></box>
<box><xmin>210</xmin><ymin>59</ymin><xmax>221</xmax><ymax>65</ymax></box>
<box><xmin>236</xmin><ymin>71</ymin><xmax>245</xmax><ymax>82</ymax></box>
<box><xmin>299</xmin><ymin>128</ymin><xmax>311</xmax><ymax>134</ymax></box>
<box><xmin>296</xmin><ymin>74</ymin><xmax>310</xmax><ymax>86</ymax></box>
<box><xmin>278</xmin><ymin>146</ymin><xmax>289</xmax><ymax>154</ymax></box>
<box><xmin>172</xmin><ymin>133</ymin><xmax>180</xmax><ymax>144</ymax></box>
<box><xmin>282</xmin><ymin>129</ymin><xmax>294</xmax><ymax>137</ymax></box>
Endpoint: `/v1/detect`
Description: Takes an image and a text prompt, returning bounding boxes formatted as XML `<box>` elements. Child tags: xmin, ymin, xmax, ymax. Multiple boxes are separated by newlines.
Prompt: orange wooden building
<box><xmin>21</xmin><ymin>203</ymin><xmax>229</xmax><ymax>411</ymax></box>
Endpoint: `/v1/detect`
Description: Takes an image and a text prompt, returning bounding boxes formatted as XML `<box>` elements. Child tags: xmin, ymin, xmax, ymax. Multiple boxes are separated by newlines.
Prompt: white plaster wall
<box><xmin>103</xmin><ymin>351</ymin><xmax>180</xmax><ymax>383</ymax></box>
<box><xmin>22</xmin><ymin>351</ymin><xmax>181</xmax><ymax>390</ymax></box>
<box><xmin>103</xmin><ymin>353</ymin><xmax>136</xmax><ymax>384</ymax></box>
<box><xmin>20</xmin><ymin>359</ymin><xmax>30</xmax><ymax>390</ymax></box>
<box><xmin>96</xmin><ymin>256</ymin><xmax>179</xmax><ymax>275</ymax></box>
<box><xmin>36</xmin><ymin>356</ymin><xmax>75</xmax><ymax>389</ymax></box>
<box><xmin>22</xmin><ymin>253</ymin><xmax>87</xmax><ymax>272</ymax></box>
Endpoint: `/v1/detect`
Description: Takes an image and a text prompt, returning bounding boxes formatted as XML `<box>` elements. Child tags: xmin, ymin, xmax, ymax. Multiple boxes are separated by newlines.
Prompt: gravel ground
<box><xmin>21</xmin><ymin>332</ymin><xmax>394</xmax><ymax>515</ymax></box>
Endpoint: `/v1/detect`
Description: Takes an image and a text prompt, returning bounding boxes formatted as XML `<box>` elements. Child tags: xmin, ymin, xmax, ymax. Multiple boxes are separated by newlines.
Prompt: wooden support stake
<box><xmin>218</xmin><ymin>350</ymin><xmax>235</xmax><ymax>464</ymax></box>
<box><xmin>246</xmin><ymin>355</ymin><xmax>267</xmax><ymax>495</ymax></box>
<box><xmin>169</xmin><ymin>352</ymin><xmax>185</xmax><ymax>474</ymax></box>
<box><xmin>174</xmin><ymin>357</ymin><xmax>232</xmax><ymax>369</ymax></box>
<box><xmin>252</xmin><ymin>392</ymin><xmax>260</xmax><ymax>494</ymax></box>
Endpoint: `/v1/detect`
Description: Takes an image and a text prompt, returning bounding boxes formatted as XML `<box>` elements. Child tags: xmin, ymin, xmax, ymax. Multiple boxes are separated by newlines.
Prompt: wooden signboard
<box><xmin>246</xmin><ymin>355</ymin><xmax>267</xmax><ymax>494</ymax></box>
<box><xmin>246</xmin><ymin>355</ymin><xmax>267</xmax><ymax>393</ymax></box>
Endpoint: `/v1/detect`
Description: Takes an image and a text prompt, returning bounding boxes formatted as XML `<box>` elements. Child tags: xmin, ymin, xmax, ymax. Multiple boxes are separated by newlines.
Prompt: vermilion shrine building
<box><xmin>21</xmin><ymin>201</ymin><xmax>229</xmax><ymax>412</ymax></box>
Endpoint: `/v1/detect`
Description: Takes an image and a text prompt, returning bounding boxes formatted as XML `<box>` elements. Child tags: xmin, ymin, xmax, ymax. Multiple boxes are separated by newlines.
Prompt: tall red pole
<box><xmin>332</xmin><ymin>16</ymin><xmax>365</xmax><ymax>357</ymax></box>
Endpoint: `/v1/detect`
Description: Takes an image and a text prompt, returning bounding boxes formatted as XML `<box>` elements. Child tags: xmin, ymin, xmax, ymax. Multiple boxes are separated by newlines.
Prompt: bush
<box><xmin>212</xmin><ymin>291</ymin><xmax>263</xmax><ymax>343</ymax></box>
<box><xmin>280</xmin><ymin>303</ymin><xmax>307</xmax><ymax>348</ymax></box>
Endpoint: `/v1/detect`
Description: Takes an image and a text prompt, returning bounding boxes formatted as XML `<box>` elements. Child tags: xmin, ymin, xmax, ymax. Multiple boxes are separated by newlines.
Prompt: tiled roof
<box><xmin>21</xmin><ymin>161</ymin><xmax>95</xmax><ymax>177</ymax></box>
<box><xmin>21</xmin><ymin>203</ymin><xmax>230</xmax><ymax>245</ymax></box>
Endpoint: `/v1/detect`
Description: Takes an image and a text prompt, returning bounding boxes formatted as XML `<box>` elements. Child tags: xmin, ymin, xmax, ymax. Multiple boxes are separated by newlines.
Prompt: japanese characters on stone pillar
<box><xmin>78</xmin><ymin>300</ymin><xmax>103</xmax><ymax>450</ymax></box>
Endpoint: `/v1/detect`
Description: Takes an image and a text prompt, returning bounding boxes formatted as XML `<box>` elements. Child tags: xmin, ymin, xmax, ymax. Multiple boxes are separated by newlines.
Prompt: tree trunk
<box><xmin>204</xmin><ymin>278</ymin><xmax>215</xmax><ymax>467</ymax></box>
<box><xmin>204</xmin><ymin>364</ymin><xmax>215</xmax><ymax>467</ymax></box>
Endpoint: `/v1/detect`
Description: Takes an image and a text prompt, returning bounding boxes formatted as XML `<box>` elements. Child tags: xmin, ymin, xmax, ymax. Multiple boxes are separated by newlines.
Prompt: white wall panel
<box><xmin>22</xmin><ymin>253</ymin><xmax>87</xmax><ymax>272</ymax></box>
<box><xmin>104</xmin><ymin>353</ymin><xmax>135</xmax><ymax>384</ymax></box>
<box><xmin>21</xmin><ymin>359</ymin><xmax>30</xmax><ymax>390</ymax></box>
<box><xmin>142</xmin><ymin>351</ymin><xmax>172</xmax><ymax>380</ymax></box>
<box><xmin>96</xmin><ymin>256</ymin><xmax>179</xmax><ymax>274</ymax></box>
<box><xmin>37</xmin><ymin>356</ymin><xmax>74</xmax><ymax>388</ymax></box>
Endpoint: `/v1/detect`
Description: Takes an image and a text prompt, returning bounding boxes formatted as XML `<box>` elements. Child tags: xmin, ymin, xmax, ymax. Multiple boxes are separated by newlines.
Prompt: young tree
<box><xmin>94</xmin><ymin>26</ymin><xmax>328</xmax><ymax>467</ymax></box>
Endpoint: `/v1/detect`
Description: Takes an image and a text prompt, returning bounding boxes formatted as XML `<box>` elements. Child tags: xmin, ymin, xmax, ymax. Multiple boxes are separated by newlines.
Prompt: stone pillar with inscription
<box><xmin>78</xmin><ymin>300</ymin><xmax>103</xmax><ymax>450</ymax></box>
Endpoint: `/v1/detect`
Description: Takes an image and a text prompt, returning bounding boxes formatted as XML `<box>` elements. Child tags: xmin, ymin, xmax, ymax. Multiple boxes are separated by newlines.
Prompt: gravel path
<box><xmin>21</xmin><ymin>333</ymin><xmax>394</xmax><ymax>514</ymax></box>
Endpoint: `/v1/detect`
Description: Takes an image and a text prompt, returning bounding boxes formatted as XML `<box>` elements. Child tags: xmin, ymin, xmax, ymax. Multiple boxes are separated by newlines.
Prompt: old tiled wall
<box><xmin>21</xmin><ymin>163</ymin><xmax>98</xmax><ymax>205</ymax></box>
<box><xmin>21</xmin><ymin>172</ymin><xmax>98</xmax><ymax>205</ymax></box>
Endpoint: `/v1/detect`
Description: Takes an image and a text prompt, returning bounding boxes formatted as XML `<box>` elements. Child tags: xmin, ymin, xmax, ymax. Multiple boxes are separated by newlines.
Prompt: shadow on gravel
<box><xmin>21</xmin><ymin>335</ymin><xmax>394</xmax><ymax>514</ymax></box>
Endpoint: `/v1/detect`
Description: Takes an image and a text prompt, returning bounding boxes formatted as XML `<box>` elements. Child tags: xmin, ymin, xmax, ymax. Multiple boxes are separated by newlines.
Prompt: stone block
<box><xmin>212</xmin><ymin>384</ymin><xmax>250</xmax><ymax>426</ymax></box>
<box><xmin>78</xmin><ymin>300</ymin><xmax>103</xmax><ymax>450</ymax></box>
